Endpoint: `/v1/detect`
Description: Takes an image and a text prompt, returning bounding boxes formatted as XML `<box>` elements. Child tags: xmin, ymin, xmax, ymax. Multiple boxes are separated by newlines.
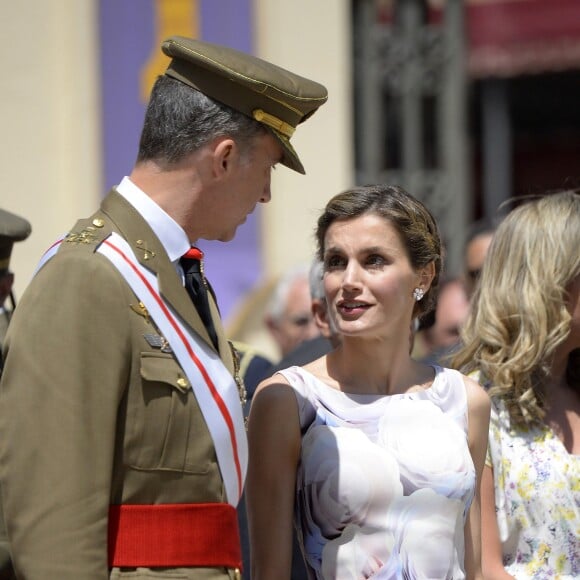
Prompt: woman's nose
<box><xmin>341</xmin><ymin>261</ymin><xmax>361</xmax><ymax>291</ymax></box>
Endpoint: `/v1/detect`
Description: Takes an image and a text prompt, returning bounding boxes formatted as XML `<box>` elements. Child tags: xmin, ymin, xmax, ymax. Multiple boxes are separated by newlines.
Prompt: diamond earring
<box><xmin>413</xmin><ymin>287</ymin><xmax>425</xmax><ymax>302</ymax></box>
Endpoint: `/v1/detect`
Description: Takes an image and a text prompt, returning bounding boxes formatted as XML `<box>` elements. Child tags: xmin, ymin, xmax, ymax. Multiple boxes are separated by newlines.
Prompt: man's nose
<box><xmin>259</xmin><ymin>179</ymin><xmax>272</xmax><ymax>204</ymax></box>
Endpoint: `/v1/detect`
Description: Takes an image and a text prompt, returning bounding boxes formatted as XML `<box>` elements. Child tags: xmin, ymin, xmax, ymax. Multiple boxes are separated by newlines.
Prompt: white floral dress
<box><xmin>278</xmin><ymin>365</ymin><xmax>475</xmax><ymax>579</ymax></box>
<box><xmin>486</xmin><ymin>398</ymin><xmax>580</xmax><ymax>578</ymax></box>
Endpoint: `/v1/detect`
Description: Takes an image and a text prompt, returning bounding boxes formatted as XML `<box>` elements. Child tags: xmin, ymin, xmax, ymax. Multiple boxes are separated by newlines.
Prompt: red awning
<box><xmin>467</xmin><ymin>0</ymin><xmax>580</xmax><ymax>78</ymax></box>
<box><xmin>376</xmin><ymin>0</ymin><xmax>580</xmax><ymax>78</ymax></box>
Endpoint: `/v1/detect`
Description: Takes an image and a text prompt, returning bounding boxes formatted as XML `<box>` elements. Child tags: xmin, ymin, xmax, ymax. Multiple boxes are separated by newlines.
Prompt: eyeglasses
<box><xmin>288</xmin><ymin>315</ymin><xmax>313</xmax><ymax>327</ymax></box>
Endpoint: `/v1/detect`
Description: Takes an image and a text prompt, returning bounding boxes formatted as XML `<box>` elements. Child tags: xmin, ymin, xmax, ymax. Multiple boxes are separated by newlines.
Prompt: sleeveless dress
<box><xmin>277</xmin><ymin>365</ymin><xmax>475</xmax><ymax>580</ymax></box>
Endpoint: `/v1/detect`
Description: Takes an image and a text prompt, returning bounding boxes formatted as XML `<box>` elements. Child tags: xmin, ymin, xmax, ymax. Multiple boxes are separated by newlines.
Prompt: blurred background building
<box><xmin>3</xmin><ymin>0</ymin><xmax>580</xmax><ymax>344</ymax></box>
<box><xmin>354</xmin><ymin>0</ymin><xmax>580</xmax><ymax>275</ymax></box>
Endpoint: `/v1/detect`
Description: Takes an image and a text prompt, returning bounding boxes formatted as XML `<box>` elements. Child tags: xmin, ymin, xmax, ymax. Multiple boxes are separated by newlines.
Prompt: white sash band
<box><xmin>36</xmin><ymin>233</ymin><xmax>248</xmax><ymax>506</ymax></box>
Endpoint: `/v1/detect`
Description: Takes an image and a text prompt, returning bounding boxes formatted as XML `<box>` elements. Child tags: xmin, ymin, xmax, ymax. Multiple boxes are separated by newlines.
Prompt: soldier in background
<box><xmin>0</xmin><ymin>208</ymin><xmax>32</xmax><ymax>353</ymax></box>
<box><xmin>0</xmin><ymin>209</ymin><xmax>31</xmax><ymax>580</ymax></box>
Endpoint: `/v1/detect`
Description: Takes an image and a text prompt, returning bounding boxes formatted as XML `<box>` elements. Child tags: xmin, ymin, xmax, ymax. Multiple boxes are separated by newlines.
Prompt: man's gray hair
<box><xmin>266</xmin><ymin>264</ymin><xmax>312</xmax><ymax>322</ymax></box>
<box><xmin>308</xmin><ymin>260</ymin><xmax>325</xmax><ymax>301</ymax></box>
<box><xmin>137</xmin><ymin>75</ymin><xmax>268</xmax><ymax>165</ymax></box>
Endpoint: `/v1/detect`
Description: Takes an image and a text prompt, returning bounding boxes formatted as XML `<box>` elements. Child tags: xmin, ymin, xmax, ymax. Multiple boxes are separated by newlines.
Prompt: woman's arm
<box><xmin>463</xmin><ymin>376</ymin><xmax>491</xmax><ymax>580</ymax></box>
<box><xmin>246</xmin><ymin>375</ymin><xmax>302</xmax><ymax>580</ymax></box>
<box><xmin>481</xmin><ymin>465</ymin><xmax>515</xmax><ymax>579</ymax></box>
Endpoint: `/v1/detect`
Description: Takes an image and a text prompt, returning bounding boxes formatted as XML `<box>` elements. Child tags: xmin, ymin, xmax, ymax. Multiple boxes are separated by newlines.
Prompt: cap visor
<box><xmin>270</xmin><ymin>129</ymin><xmax>305</xmax><ymax>175</ymax></box>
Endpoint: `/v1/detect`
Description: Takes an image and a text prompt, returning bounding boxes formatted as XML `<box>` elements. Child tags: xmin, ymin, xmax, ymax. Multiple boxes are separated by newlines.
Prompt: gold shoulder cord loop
<box><xmin>228</xmin><ymin>341</ymin><xmax>248</xmax><ymax>410</ymax></box>
<box><xmin>252</xmin><ymin>109</ymin><xmax>296</xmax><ymax>139</ymax></box>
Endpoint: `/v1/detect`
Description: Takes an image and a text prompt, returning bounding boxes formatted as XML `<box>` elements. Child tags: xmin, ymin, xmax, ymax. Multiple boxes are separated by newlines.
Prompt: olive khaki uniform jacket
<box><xmin>0</xmin><ymin>191</ymin><xmax>243</xmax><ymax>579</ymax></box>
<box><xmin>0</xmin><ymin>310</ymin><xmax>9</xmax><ymax>351</ymax></box>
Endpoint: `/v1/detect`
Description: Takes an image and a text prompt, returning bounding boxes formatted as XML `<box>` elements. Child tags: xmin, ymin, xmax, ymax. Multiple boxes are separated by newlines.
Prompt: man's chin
<box><xmin>217</xmin><ymin>229</ymin><xmax>237</xmax><ymax>243</ymax></box>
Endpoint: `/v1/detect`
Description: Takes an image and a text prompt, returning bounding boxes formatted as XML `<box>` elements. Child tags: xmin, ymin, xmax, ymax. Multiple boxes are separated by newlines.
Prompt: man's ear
<box><xmin>312</xmin><ymin>299</ymin><xmax>331</xmax><ymax>338</ymax></box>
<box><xmin>264</xmin><ymin>314</ymin><xmax>285</xmax><ymax>349</ymax></box>
<box><xmin>212</xmin><ymin>138</ymin><xmax>237</xmax><ymax>177</ymax></box>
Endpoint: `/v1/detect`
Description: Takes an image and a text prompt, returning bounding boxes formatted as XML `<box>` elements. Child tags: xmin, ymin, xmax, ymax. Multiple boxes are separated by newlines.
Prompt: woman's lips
<box><xmin>337</xmin><ymin>301</ymin><xmax>371</xmax><ymax>316</ymax></box>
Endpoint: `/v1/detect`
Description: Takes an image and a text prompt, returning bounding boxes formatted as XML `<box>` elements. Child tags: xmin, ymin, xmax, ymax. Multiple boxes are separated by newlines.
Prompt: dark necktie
<box><xmin>180</xmin><ymin>247</ymin><xmax>219</xmax><ymax>350</ymax></box>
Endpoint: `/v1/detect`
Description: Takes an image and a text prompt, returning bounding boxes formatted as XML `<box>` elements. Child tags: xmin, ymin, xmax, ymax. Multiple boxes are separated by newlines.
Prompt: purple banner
<box><xmin>99</xmin><ymin>0</ymin><xmax>259</xmax><ymax>320</ymax></box>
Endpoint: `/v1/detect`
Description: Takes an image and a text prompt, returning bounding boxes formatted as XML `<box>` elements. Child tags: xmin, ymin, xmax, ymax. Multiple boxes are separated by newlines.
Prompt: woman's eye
<box><xmin>325</xmin><ymin>255</ymin><xmax>344</xmax><ymax>270</ymax></box>
<box><xmin>367</xmin><ymin>254</ymin><xmax>385</xmax><ymax>267</ymax></box>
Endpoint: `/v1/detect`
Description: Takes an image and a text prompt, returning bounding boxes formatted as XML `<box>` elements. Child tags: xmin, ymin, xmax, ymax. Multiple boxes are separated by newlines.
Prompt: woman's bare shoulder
<box><xmin>248</xmin><ymin>370</ymin><xmax>302</xmax><ymax>451</ymax></box>
<box><xmin>461</xmin><ymin>372</ymin><xmax>491</xmax><ymax>416</ymax></box>
<box><xmin>251</xmin><ymin>371</ymin><xmax>297</xmax><ymax>413</ymax></box>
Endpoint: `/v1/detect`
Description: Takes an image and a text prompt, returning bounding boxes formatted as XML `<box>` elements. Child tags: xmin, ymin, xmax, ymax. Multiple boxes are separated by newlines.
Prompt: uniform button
<box><xmin>92</xmin><ymin>218</ymin><xmax>105</xmax><ymax>228</ymax></box>
<box><xmin>176</xmin><ymin>377</ymin><xmax>188</xmax><ymax>388</ymax></box>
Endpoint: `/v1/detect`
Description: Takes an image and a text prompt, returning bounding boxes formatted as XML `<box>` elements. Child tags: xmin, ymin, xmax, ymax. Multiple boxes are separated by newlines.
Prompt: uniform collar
<box><xmin>115</xmin><ymin>177</ymin><xmax>190</xmax><ymax>266</ymax></box>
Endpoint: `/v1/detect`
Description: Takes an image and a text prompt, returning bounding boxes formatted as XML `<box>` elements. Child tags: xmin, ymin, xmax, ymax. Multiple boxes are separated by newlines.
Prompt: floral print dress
<box><xmin>277</xmin><ymin>365</ymin><xmax>475</xmax><ymax>579</ymax></box>
<box><xmin>486</xmin><ymin>398</ymin><xmax>580</xmax><ymax>578</ymax></box>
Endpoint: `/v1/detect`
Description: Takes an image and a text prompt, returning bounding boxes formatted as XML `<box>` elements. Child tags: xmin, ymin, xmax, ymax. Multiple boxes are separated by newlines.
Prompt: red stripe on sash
<box><xmin>103</xmin><ymin>239</ymin><xmax>243</xmax><ymax>498</ymax></box>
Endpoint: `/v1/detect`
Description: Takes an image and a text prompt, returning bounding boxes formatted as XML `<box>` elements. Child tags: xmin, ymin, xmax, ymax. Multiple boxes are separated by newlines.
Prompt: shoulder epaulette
<box><xmin>64</xmin><ymin>215</ymin><xmax>112</xmax><ymax>250</ymax></box>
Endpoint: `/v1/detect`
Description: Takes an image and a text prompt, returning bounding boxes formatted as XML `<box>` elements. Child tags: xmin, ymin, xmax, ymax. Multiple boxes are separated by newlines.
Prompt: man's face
<box><xmin>212</xmin><ymin>132</ymin><xmax>283</xmax><ymax>242</ymax></box>
<box><xmin>465</xmin><ymin>232</ymin><xmax>493</xmax><ymax>297</ymax></box>
<box><xmin>268</xmin><ymin>277</ymin><xmax>320</xmax><ymax>357</ymax></box>
<box><xmin>428</xmin><ymin>281</ymin><xmax>469</xmax><ymax>350</ymax></box>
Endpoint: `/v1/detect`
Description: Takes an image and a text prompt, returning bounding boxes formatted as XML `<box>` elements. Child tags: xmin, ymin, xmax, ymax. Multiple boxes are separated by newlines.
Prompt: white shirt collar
<box><xmin>115</xmin><ymin>176</ymin><xmax>191</xmax><ymax>264</ymax></box>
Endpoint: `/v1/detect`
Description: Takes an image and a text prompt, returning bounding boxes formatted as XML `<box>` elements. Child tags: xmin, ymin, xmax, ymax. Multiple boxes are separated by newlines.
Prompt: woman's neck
<box><xmin>325</xmin><ymin>335</ymin><xmax>430</xmax><ymax>396</ymax></box>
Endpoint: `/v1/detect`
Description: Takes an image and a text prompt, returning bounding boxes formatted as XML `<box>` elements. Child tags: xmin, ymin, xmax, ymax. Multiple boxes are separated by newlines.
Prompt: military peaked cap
<box><xmin>161</xmin><ymin>36</ymin><xmax>328</xmax><ymax>174</ymax></box>
<box><xmin>0</xmin><ymin>209</ymin><xmax>32</xmax><ymax>274</ymax></box>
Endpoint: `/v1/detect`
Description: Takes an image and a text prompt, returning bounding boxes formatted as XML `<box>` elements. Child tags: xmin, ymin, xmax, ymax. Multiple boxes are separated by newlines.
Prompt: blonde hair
<box><xmin>452</xmin><ymin>190</ymin><xmax>580</xmax><ymax>425</ymax></box>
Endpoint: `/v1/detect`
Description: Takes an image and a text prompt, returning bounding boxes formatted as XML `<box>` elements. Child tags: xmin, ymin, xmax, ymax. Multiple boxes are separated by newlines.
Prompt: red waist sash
<box><xmin>108</xmin><ymin>503</ymin><xmax>242</xmax><ymax>569</ymax></box>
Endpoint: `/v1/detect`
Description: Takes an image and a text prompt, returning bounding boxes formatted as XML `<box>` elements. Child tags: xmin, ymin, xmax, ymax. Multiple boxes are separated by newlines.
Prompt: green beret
<box><xmin>161</xmin><ymin>36</ymin><xmax>328</xmax><ymax>174</ymax></box>
<box><xmin>0</xmin><ymin>209</ymin><xmax>31</xmax><ymax>274</ymax></box>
